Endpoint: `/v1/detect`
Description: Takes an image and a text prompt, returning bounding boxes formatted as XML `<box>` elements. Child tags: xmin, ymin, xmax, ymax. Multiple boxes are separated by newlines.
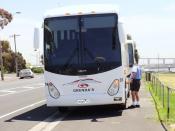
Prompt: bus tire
<box><xmin>58</xmin><ymin>107</ymin><xmax>68</xmax><ymax>113</ymax></box>
<box><xmin>120</xmin><ymin>103</ymin><xmax>126</xmax><ymax>110</ymax></box>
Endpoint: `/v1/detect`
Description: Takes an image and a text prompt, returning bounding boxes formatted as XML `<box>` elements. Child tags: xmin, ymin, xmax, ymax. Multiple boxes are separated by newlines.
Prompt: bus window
<box><xmin>128</xmin><ymin>44</ymin><xmax>134</xmax><ymax>67</ymax></box>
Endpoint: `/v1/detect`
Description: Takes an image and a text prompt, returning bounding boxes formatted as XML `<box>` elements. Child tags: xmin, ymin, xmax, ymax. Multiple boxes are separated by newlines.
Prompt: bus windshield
<box><xmin>44</xmin><ymin>13</ymin><xmax>121</xmax><ymax>75</ymax></box>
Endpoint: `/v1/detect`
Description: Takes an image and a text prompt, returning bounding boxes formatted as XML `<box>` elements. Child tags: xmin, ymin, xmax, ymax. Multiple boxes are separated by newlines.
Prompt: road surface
<box><xmin>0</xmin><ymin>74</ymin><xmax>166</xmax><ymax>131</ymax></box>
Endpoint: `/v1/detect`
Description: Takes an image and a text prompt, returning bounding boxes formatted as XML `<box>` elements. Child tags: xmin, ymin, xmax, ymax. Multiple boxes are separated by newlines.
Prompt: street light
<box><xmin>10</xmin><ymin>12</ymin><xmax>21</xmax><ymax>77</ymax></box>
<box><xmin>10</xmin><ymin>34</ymin><xmax>20</xmax><ymax>77</ymax></box>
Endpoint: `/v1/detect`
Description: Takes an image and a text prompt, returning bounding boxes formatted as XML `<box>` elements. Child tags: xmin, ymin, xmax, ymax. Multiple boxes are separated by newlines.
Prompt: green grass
<box><xmin>155</xmin><ymin>73</ymin><xmax>175</xmax><ymax>88</ymax></box>
<box><xmin>146</xmin><ymin>79</ymin><xmax>175</xmax><ymax>124</ymax></box>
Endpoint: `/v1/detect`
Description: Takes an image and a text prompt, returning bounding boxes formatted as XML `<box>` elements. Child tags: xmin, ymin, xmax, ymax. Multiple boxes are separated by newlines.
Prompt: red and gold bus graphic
<box><xmin>78</xmin><ymin>83</ymin><xmax>89</xmax><ymax>88</ymax></box>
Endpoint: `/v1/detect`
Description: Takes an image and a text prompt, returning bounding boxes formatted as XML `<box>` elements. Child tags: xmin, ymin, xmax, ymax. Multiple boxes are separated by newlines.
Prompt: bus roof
<box><xmin>44</xmin><ymin>4</ymin><xmax>119</xmax><ymax>18</ymax></box>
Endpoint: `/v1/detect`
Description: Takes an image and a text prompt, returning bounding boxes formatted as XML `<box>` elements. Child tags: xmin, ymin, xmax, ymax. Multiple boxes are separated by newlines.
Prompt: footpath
<box><xmin>0</xmin><ymin>73</ymin><xmax>19</xmax><ymax>83</ymax></box>
<box><xmin>125</xmin><ymin>81</ymin><xmax>168</xmax><ymax>131</ymax></box>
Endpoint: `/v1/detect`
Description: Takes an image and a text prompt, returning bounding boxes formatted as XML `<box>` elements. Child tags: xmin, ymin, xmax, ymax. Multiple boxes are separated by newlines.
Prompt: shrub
<box><xmin>31</xmin><ymin>67</ymin><xmax>44</xmax><ymax>74</ymax></box>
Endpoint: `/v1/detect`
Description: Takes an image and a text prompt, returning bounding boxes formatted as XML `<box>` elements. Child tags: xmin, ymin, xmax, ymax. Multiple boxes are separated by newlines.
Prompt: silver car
<box><xmin>19</xmin><ymin>69</ymin><xmax>34</xmax><ymax>79</ymax></box>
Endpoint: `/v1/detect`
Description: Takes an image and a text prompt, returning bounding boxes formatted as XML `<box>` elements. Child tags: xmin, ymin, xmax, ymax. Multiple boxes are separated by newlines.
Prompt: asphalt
<box><xmin>0</xmin><ymin>74</ymin><xmax>169</xmax><ymax>131</ymax></box>
<box><xmin>52</xmin><ymin>81</ymin><xmax>168</xmax><ymax>131</ymax></box>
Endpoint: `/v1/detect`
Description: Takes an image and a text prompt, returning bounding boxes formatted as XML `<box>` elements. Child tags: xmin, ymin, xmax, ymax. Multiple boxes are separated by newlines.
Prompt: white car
<box><xmin>19</xmin><ymin>69</ymin><xmax>34</xmax><ymax>79</ymax></box>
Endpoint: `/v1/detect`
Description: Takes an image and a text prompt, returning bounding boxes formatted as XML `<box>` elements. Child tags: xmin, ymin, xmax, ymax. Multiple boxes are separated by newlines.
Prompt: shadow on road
<box><xmin>5</xmin><ymin>105</ymin><xmax>123</xmax><ymax>123</ymax></box>
<box><xmin>63</xmin><ymin>105</ymin><xmax>123</xmax><ymax>122</ymax></box>
<box><xmin>5</xmin><ymin>104</ymin><xmax>58</xmax><ymax>122</ymax></box>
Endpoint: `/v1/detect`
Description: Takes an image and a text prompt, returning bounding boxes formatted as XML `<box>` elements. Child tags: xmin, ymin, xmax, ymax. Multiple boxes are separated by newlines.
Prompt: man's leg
<box><xmin>128</xmin><ymin>91</ymin><xmax>136</xmax><ymax>108</ymax></box>
<box><xmin>128</xmin><ymin>81</ymin><xmax>136</xmax><ymax>108</ymax></box>
<box><xmin>135</xmin><ymin>80</ymin><xmax>141</xmax><ymax>107</ymax></box>
<box><xmin>135</xmin><ymin>91</ymin><xmax>139</xmax><ymax>102</ymax></box>
<box><xmin>131</xmin><ymin>91</ymin><xmax>136</xmax><ymax>106</ymax></box>
<box><xmin>135</xmin><ymin>91</ymin><xmax>140</xmax><ymax>107</ymax></box>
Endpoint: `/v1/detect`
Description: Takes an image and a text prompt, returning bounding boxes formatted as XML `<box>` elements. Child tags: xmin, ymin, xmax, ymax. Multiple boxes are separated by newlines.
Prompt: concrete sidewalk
<box><xmin>125</xmin><ymin>81</ymin><xmax>168</xmax><ymax>131</ymax></box>
<box><xmin>0</xmin><ymin>73</ymin><xmax>19</xmax><ymax>82</ymax></box>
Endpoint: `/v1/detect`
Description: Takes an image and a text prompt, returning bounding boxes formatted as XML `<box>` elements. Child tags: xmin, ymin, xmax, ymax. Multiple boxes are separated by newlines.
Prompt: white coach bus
<box><xmin>42</xmin><ymin>4</ymin><xmax>135</xmax><ymax>110</ymax></box>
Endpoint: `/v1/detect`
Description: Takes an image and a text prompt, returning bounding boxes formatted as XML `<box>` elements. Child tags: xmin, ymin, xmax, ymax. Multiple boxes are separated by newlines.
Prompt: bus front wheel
<box><xmin>58</xmin><ymin>107</ymin><xmax>68</xmax><ymax>113</ymax></box>
<box><xmin>120</xmin><ymin>103</ymin><xmax>126</xmax><ymax>110</ymax></box>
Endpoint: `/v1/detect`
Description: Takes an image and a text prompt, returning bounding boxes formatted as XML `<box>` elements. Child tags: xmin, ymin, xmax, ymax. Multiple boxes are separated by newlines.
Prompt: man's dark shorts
<box><xmin>130</xmin><ymin>79</ymin><xmax>141</xmax><ymax>91</ymax></box>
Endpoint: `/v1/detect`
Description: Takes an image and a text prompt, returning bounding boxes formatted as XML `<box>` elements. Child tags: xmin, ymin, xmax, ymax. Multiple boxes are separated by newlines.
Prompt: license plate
<box><xmin>76</xmin><ymin>99</ymin><xmax>89</xmax><ymax>104</ymax></box>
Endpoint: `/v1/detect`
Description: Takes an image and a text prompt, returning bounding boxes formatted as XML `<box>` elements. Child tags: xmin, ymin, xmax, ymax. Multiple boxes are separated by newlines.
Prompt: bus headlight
<box><xmin>47</xmin><ymin>82</ymin><xmax>60</xmax><ymax>99</ymax></box>
<box><xmin>107</xmin><ymin>79</ymin><xmax>120</xmax><ymax>96</ymax></box>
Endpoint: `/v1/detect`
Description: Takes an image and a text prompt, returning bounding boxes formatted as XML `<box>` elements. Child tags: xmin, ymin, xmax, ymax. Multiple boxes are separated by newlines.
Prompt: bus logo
<box><xmin>63</xmin><ymin>78</ymin><xmax>101</xmax><ymax>86</ymax></box>
<box><xmin>78</xmin><ymin>83</ymin><xmax>89</xmax><ymax>88</ymax></box>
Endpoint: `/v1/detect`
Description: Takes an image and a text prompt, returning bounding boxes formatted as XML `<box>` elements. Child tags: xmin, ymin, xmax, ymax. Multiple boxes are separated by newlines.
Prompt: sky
<box><xmin>0</xmin><ymin>0</ymin><xmax>175</xmax><ymax>65</ymax></box>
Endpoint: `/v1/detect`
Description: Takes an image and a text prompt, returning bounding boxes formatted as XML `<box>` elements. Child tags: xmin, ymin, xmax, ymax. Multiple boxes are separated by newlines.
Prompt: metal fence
<box><xmin>145</xmin><ymin>72</ymin><xmax>175</xmax><ymax>120</ymax></box>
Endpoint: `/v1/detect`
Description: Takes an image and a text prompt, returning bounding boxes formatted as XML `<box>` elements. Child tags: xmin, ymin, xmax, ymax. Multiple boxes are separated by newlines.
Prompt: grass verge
<box><xmin>146</xmin><ymin>82</ymin><xmax>175</xmax><ymax>125</ymax></box>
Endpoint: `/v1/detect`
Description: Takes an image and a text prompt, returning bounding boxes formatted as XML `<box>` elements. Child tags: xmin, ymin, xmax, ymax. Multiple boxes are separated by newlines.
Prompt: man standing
<box><xmin>129</xmin><ymin>63</ymin><xmax>142</xmax><ymax>108</ymax></box>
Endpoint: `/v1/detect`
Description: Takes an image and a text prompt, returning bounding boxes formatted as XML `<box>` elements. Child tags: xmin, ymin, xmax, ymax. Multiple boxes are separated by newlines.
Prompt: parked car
<box><xmin>19</xmin><ymin>69</ymin><xmax>34</xmax><ymax>79</ymax></box>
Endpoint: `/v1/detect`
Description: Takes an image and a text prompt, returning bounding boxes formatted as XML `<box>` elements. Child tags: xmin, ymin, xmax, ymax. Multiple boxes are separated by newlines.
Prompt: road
<box><xmin>0</xmin><ymin>74</ymin><xmax>166</xmax><ymax>131</ymax></box>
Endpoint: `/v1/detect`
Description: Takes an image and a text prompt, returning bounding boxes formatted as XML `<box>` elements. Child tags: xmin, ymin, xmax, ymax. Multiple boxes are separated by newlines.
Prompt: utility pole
<box><xmin>0</xmin><ymin>40</ymin><xmax>4</xmax><ymax>80</ymax></box>
<box><xmin>10</xmin><ymin>34</ymin><xmax>20</xmax><ymax>77</ymax></box>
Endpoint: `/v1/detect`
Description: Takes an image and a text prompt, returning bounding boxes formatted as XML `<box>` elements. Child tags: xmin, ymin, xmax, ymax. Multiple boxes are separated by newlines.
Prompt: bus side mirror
<box><xmin>33</xmin><ymin>27</ymin><xmax>40</xmax><ymax>51</ymax></box>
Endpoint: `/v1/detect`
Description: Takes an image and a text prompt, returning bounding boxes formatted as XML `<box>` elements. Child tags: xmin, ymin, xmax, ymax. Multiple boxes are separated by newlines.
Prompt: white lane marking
<box><xmin>0</xmin><ymin>93</ymin><xmax>14</xmax><ymax>97</ymax></box>
<box><xmin>28</xmin><ymin>112</ymin><xmax>69</xmax><ymax>131</ymax></box>
<box><xmin>0</xmin><ymin>100</ymin><xmax>46</xmax><ymax>119</ymax></box>
<box><xmin>0</xmin><ymin>87</ymin><xmax>42</xmax><ymax>97</ymax></box>
<box><xmin>22</xmin><ymin>86</ymin><xmax>35</xmax><ymax>89</ymax></box>
<box><xmin>0</xmin><ymin>90</ymin><xmax>16</xmax><ymax>93</ymax></box>
<box><xmin>0</xmin><ymin>83</ymin><xmax>44</xmax><ymax>91</ymax></box>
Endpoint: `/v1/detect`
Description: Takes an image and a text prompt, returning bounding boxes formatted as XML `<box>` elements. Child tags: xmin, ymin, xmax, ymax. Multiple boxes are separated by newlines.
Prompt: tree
<box><xmin>0</xmin><ymin>8</ymin><xmax>12</xmax><ymax>80</ymax></box>
<box><xmin>1</xmin><ymin>40</ymin><xmax>26</xmax><ymax>72</ymax></box>
<box><xmin>16</xmin><ymin>52</ymin><xmax>26</xmax><ymax>70</ymax></box>
<box><xmin>0</xmin><ymin>8</ymin><xmax>13</xmax><ymax>29</ymax></box>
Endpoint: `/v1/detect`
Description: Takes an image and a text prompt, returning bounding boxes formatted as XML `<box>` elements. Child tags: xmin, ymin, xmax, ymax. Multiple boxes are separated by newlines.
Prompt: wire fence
<box><xmin>145</xmin><ymin>72</ymin><xmax>175</xmax><ymax>121</ymax></box>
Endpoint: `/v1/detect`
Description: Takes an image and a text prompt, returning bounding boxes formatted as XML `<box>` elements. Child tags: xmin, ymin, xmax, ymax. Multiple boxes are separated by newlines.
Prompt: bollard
<box><xmin>145</xmin><ymin>72</ymin><xmax>151</xmax><ymax>81</ymax></box>
<box><xmin>147</xmin><ymin>72</ymin><xmax>151</xmax><ymax>81</ymax></box>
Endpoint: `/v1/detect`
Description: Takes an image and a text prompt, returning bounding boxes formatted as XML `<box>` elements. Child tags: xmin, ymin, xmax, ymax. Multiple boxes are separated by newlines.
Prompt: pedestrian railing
<box><xmin>145</xmin><ymin>72</ymin><xmax>175</xmax><ymax>122</ymax></box>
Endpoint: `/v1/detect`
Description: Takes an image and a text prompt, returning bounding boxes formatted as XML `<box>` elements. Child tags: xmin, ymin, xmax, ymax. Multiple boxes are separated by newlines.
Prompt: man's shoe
<box><xmin>128</xmin><ymin>105</ymin><xmax>136</xmax><ymax>109</ymax></box>
<box><xmin>135</xmin><ymin>105</ymin><xmax>140</xmax><ymax>108</ymax></box>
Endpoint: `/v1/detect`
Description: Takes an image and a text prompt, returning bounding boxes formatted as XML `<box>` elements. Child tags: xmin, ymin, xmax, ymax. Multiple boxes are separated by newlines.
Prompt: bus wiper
<box><xmin>84</xmin><ymin>48</ymin><xmax>95</xmax><ymax>60</ymax></box>
<box><xmin>63</xmin><ymin>48</ymin><xmax>78</xmax><ymax>70</ymax></box>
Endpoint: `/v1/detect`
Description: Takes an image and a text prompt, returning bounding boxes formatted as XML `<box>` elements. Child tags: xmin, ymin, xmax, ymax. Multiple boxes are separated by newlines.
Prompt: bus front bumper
<box><xmin>47</xmin><ymin>93</ymin><xmax>125</xmax><ymax>107</ymax></box>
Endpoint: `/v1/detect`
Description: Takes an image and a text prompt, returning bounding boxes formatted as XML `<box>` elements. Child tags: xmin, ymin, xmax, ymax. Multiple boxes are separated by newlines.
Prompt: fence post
<box><xmin>162</xmin><ymin>84</ymin><xmax>164</xmax><ymax>108</ymax></box>
<box><xmin>159</xmin><ymin>82</ymin><xmax>162</xmax><ymax>100</ymax></box>
<box><xmin>156</xmin><ymin>78</ymin><xmax>158</xmax><ymax>95</ymax></box>
<box><xmin>167</xmin><ymin>87</ymin><xmax>170</xmax><ymax>119</ymax></box>
<box><xmin>159</xmin><ymin>81</ymin><xmax>161</xmax><ymax>99</ymax></box>
<box><xmin>153</xmin><ymin>76</ymin><xmax>155</xmax><ymax>92</ymax></box>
